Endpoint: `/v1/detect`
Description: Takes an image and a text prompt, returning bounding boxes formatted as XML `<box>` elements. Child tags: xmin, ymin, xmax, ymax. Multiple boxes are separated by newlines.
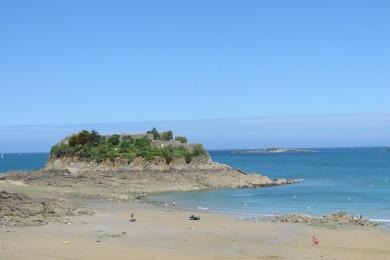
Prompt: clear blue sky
<box><xmin>1</xmin><ymin>1</ymin><xmax>390</xmax><ymax>151</ymax></box>
<box><xmin>1</xmin><ymin>0</ymin><xmax>389</xmax><ymax>125</ymax></box>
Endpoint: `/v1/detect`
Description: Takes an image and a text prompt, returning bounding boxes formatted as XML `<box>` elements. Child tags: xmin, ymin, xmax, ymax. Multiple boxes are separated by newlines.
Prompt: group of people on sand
<box><xmin>129</xmin><ymin>202</ymin><xmax>177</xmax><ymax>222</ymax></box>
<box><xmin>164</xmin><ymin>201</ymin><xmax>176</xmax><ymax>209</ymax></box>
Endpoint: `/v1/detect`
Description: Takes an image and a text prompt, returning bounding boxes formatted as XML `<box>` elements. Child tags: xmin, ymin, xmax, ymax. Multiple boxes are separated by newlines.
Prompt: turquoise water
<box><xmin>0</xmin><ymin>153</ymin><xmax>48</xmax><ymax>173</ymax></box>
<box><xmin>152</xmin><ymin>148</ymin><xmax>390</xmax><ymax>220</ymax></box>
<box><xmin>1</xmin><ymin>149</ymin><xmax>390</xmax><ymax>220</ymax></box>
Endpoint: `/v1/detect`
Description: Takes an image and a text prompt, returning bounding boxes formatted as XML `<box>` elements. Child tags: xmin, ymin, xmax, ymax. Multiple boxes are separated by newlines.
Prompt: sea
<box><xmin>0</xmin><ymin>153</ymin><xmax>48</xmax><ymax>172</ymax></box>
<box><xmin>1</xmin><ymin>148</ymin><xmax>390</xmax><ymax>221</ymax></box>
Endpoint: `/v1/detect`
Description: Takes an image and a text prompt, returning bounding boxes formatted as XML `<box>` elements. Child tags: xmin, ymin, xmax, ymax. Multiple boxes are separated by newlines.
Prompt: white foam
<box><xmin>369</xmin><ymin>219</ymin><xmax>390</xmax><ymax>222</ymax></box>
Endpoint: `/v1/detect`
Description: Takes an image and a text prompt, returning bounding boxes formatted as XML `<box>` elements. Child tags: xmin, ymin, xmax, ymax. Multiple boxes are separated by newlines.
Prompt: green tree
<box><xmin>68</xmin><ymin>134</ymin><xmax>81</xmax><ymax>146</ymax></box>
<box><xmin>147</xmin><ymin>127</ymin><xmax>160</xmax><ymax>140</ymax></box>
<box><xmin>134</xmin><ymin>136</ymin><xmax>151</xmax><ymax>150</ymax></box>
<box><xmin>107</xmin><ymin>134</ymin><xmax>120</xmax><ymax>145</ymax></box>
<box><xmin>88</xmin><ymin>129</ymin><xmax>101</xmax><ymax>146</ymax></box>
<box><xmin>161</xmin><ymin>130</ymin><xmax>173</xmax><ymax>141</ymax></box>
<box><xmin>78</xmin><ymin>130</ymin><xmax>92</xmax><ymax>145</ymax></box>
<box><xmin>192</xmin><ymin>144</ymin><xmax>206</xmax><ymax>156</ymax></box>
<box><xmin>175</xmin><ymin>136</ymin><xmax>187</xmax><ymax>143</ymax></box>
<box><xmin>122</xmin><ymin>135</ymin><xmax>134</xmax><ymax>142</ymax></box>
<box><xmin>68</xmin><ymin>130</ymin><xmax>101</xmax><ymax>146</ymax></box>
<box><xmin>51</xmin><ymin>129</ymin><xmax>205</xmax><ymax>165</ymax></box>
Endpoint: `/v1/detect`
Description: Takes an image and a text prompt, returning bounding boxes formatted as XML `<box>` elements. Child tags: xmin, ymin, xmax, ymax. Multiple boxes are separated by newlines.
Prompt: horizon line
<box><xmin>2</xmin><ymin>146</ymin><xmax>389</xmax><ymax>154</ymax></box>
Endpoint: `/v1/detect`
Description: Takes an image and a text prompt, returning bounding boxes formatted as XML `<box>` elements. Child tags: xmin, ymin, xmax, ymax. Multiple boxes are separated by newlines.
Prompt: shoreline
<box><xmin>145</xmin><ymin>193</ymin><xmax>387</xmax><ymax>229</ymax></box>
<box><xmin>143</xmin><ymin>197</ymin><xmax>390</xmax><ymax>233</ymax></box>
<box><xmin>145</xmin><ymin>189</ymin><xmax>390</xmax><ymax>225</ymax></box>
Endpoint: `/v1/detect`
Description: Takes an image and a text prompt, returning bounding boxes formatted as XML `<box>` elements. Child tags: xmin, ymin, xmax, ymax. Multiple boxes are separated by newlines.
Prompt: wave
<box><xmin>369</xmin><ymin>219</ymin><xmax>390</xmax><ymax>222</ymax></box>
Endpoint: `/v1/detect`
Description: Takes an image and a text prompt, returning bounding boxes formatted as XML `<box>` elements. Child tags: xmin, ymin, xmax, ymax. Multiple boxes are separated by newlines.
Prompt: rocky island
<box><xmin>233</xmin><ymin>147</ymin><xmax>311</xmax><ymax>154</ymax></box>
<box><xmin>0</xmin><ymin>129</ymin><xmax>296</xmax><ymax>227</ymax></box>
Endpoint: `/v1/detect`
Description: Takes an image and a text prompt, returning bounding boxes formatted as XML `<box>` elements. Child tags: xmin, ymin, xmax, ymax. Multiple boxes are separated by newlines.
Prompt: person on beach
<box><xmin>358</xmin><ymin>215</ymin><xmax>363</xmax><ymax>225</ymax></box>
<box><xmin>172</xmin><ymin>201</ymin><xmax>176</xmax><ymax>208</ymax></box>
<box><xmin>164</xmin><ymin>201</ymin><xmax>168</xmax><ymax>209</ymax></box>
<box><xmin>312</xmin><ymin>235</ymin><xmax>319</xmax><ymax>246</ymax></box>
<box><xmin>130</xmin><ymin>213</ymin><xmax>136</xmax><ymax>222</ymax></box>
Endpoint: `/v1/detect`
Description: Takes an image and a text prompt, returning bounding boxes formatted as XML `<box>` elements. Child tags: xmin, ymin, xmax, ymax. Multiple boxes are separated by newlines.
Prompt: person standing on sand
<box><xmin>129</xmin><ymin>213</ymin><xmax>136</xmax><ymax>222</ymax></box>
<box><xmin>357</xmin><ymin>214</ymin><xmax>364</xmax><ymax>225</ymax></box>
<box><xmin>312</xmin><ymin>235</ymin><xmax>319</xmax><ymax>246</ymax></box>
<box><xmin>172</xmin><ymin>201</ymin><xmax>176</xmax><ymax>208</ymax></box>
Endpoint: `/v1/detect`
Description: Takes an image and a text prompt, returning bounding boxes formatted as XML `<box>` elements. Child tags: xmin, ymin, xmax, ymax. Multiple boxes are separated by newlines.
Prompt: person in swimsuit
<box><xmin>312</xmin><ymin>235</ymin><xmax>319</xmax><ymax>246</ymax></box>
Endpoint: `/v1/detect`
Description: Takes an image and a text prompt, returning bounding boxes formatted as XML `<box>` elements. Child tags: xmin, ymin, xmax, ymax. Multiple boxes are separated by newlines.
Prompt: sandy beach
<box><xmin>1</xmin><ymin>196</ymin><xmax>390</xmax><ymax>260</ymax></box>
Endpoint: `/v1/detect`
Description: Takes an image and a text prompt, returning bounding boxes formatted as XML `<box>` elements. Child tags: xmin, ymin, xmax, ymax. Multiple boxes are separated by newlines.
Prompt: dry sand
<box><xmin>1</xmin><ymin>198</ymin><xmax>390</xmax><ymax>260</ymax></box>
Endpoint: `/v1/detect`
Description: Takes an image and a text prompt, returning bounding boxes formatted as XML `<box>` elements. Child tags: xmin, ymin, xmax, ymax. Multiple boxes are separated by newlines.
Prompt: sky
<box><xmin>1</xmin><ymin>0</ymin><xmax>390</xmax><ymax>150</ymax></box>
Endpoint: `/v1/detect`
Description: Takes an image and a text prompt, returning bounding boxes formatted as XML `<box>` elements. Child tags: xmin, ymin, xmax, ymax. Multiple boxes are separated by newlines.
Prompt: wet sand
<box><xmin>1</xmin><ymin>199</ymin><xmax>390</xmax><ymax>260</ymax></box>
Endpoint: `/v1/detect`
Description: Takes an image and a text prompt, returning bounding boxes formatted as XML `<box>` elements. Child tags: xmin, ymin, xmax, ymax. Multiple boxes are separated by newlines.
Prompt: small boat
<box><xmin>1</xmin><ymin>153</ymin><xmax>3</xmax><ymax>159</ymax></box>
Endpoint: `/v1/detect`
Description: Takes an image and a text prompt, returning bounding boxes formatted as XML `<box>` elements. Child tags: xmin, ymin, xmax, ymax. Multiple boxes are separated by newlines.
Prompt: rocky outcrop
<box><xmin>45</xmin><ymin>154</ymin><xmax>232</xmax><ymax>174</ymax></box>
<box><xmin>42</xmin><ymin>155</ymin><xmax>297</xmax><ymax>192</ymax></box>
<box><xmin>272</xmin><ymin>212</ymin><xmax>378</xmax><ymax>227</ymax></box>
<box><xmin>0</xmin><ymin>191</ymin><xmax>94</xmax><ymax>227</ymax></box>
<box><xmin>3</xmin><ymin>161</ymin><xmax>297</xmax><ymax>204</ymax></box>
